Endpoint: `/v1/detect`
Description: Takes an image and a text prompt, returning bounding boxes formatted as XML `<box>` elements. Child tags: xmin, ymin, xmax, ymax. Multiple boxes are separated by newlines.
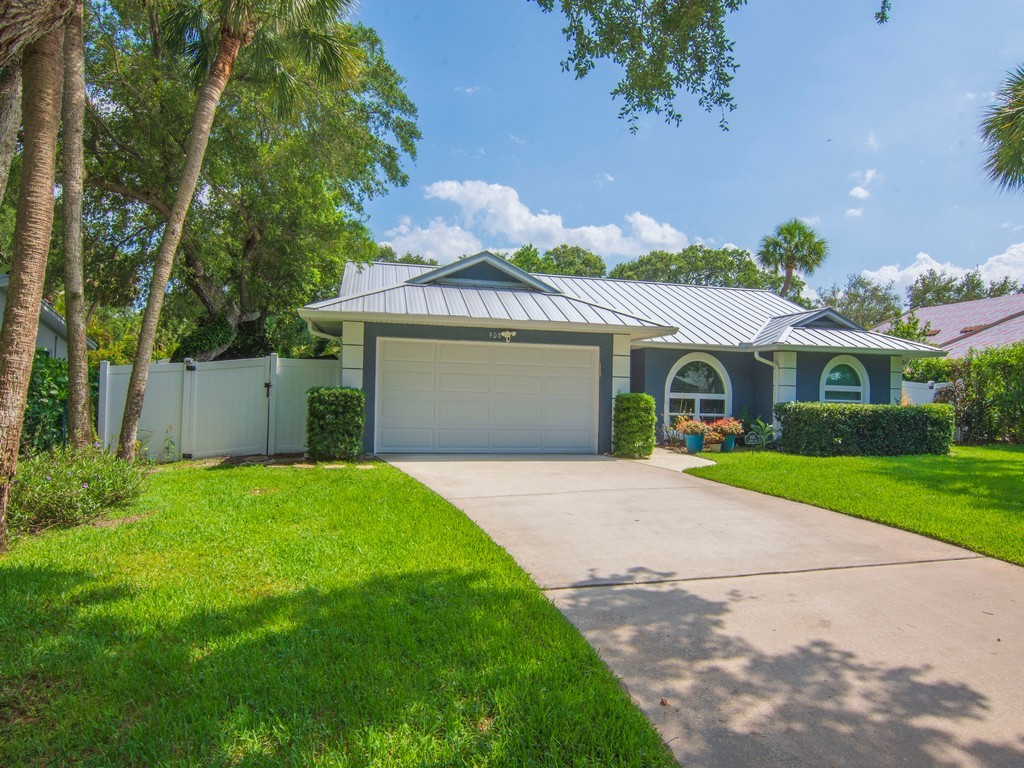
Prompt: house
<box><xmin>875</xmin><ymin>293</ymin><xmax>1024</xmax><ymax>358</ymax></box>
<box><xmin>299</xmin><ymin>251</ymin><xmax>942</xmax><ymax>455</ymax></box>
<box><xmin>0</xmin><ymin>274</ymin><xmax>97</xmax><ymax>359</ymax></box>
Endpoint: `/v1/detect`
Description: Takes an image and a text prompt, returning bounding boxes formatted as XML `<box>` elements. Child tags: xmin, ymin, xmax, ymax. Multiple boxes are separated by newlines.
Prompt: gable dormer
<box><xmin>794</xmin><ymin>308</ymin><xmax>866</xmax><ymax>332</ymax></box>
<box><xmin>406</xmin><ymin>251</ymin><xmax>560</xmax><ymax>293</ymax></box>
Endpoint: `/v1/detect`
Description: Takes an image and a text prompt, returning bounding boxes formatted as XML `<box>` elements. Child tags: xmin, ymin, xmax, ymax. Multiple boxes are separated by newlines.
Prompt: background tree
<box><xmin>756</xmin><ymin>218</ymin><xmax>829</xmax><ymax>299</ymax></box>
<box><xmin>907</xmin><ymin>268</ymin><xmax>1021</xmax><ymax>308</ymax></box>
<box><xmin>507</xmin><ymin>243</ymin><xmax>605</xmax><ymax>276</ymax></box>
<box><xmin>817</xmin><ymin>274</ymin><xmax>902</xmax><ymax>328</ymax></box>
<box><xmin>0</xmin><ymin>27</ymin><xmax>64</xmax><ymax>550</ymax></box>
<box><xmin>508</xmin><ymin>244</ymin><xmax>545</xmax><ymax>273</ymax></box>
<box><xmin>116</xmin><ymin>0</ymin><xmax>363</xmax><ymax>459</ymax></box>
<box><xmin>608</xmin><ymin>244</ymin><xmax>806</xmax><ymax>296</ymax></box>
<box><xmin>375</xmin><ymin>244</ymin><xmax>435</xmax><ymax>265</ymax></box>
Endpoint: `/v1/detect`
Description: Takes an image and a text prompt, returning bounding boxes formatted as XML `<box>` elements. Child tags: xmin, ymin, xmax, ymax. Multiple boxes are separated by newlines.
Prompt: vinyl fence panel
<box><xmin>97</xmin><ymin>355</ymin><xmax>341</xmax><ymax>460</ymax></box>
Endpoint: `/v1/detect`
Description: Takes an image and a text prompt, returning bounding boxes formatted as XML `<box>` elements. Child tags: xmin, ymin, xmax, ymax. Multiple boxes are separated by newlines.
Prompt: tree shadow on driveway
<box><xmin>551</xmin><ymin>580</ymin><xmax>1023</xmax><ymax>768</ymax></box>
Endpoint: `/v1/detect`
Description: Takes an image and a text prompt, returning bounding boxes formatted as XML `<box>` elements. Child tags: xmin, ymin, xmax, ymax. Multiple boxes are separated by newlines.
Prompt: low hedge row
<box><xmin>612</xmin><ymin>392</ymin><xmax>656</xmax><ymax>458</ymax></box>
<box><xmin>773</xmin><ymin>402</ymin><xmax>954</xmax><ymax>457</ymax></box>
<box><xmin>306</xmin><ymin>387</ymin><xmax>365</xmax><ymax>461</ymax></box>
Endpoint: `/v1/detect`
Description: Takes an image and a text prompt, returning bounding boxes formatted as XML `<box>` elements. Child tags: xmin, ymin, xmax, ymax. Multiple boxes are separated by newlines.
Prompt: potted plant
<box><xmin>674</xmin><ymin>416</ymin><xmax>709</xmax><ymax>454</ymax></box>
<box><xmin>709</xmin><ymin>417</ymin><xmax>744</xmax><ymax>453</ymax></box>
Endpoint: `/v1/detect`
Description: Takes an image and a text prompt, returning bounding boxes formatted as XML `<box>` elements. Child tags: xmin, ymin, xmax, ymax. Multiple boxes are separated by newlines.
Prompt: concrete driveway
<box><xmin>386</xmin><ymin>452</ymin><xmax>1024</xmax><ymax>768</ymax></box>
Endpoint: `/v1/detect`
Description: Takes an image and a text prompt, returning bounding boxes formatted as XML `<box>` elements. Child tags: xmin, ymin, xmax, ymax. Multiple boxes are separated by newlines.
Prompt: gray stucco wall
<box><xmin>360</xmin><ymin>322</ymin><xmax>615</xmax><ymax>453</ymax></box>
<box><xmin>795</xmin><ymin>351</ymin><xmax>894</xmax><ymax>405</ymax></box>
<box><xmin>634</xmin><ymin>347</ymin><xmax>775</xmax><ymax>434</ymax></box>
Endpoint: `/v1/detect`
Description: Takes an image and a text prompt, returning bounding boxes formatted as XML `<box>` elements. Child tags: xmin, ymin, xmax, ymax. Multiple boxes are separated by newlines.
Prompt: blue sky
<box><xmin>353</xmin><ymin>1</ymin><xmax>1024</xmax><ymax>299</ymax></box>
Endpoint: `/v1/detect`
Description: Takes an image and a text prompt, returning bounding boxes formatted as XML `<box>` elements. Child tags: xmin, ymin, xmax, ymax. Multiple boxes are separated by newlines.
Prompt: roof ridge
<box><xmin>942</xmin><ymin>306</ymin><xmax>1024</xmax><ymax>347</ymax></box>
<box><xmin>540</xmin><ymin>271</ymin><xmax>805</xmax><ymax>299</ymax></box>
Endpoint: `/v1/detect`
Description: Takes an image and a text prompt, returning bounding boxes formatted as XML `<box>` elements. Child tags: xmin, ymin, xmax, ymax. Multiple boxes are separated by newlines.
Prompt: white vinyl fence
<box><xmin>97</xmin><ymin>354</ymin><xmax>340</xmax><ymax>460</ymax></box>
<box><xmin>902</xmin><ymin>380</ymin><xmax>949</xmax><ymax>405</ymax></box>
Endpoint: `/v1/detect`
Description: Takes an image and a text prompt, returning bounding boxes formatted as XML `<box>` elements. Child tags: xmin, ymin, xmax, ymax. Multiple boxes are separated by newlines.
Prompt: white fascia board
<box><xmin>297</xmin><ymin>308</ymin><xmax>676</xmax><ymax>340</ymax></box>
<box><xmin>755</xmin><ymin>344</ymin><xmax>947</xmax><ymax>358</ymax></box>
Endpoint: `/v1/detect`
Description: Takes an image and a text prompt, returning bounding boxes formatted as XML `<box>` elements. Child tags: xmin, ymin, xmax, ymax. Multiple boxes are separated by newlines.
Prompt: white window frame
<box><xmin>819</xmin><ymin>355</ymin><xmax>870</xmax><ymax>404</ymax></box>
<box><xmin>664</xmin><ymin>352</ymin><xmax>732</xmax><ymax>426</ymax></box>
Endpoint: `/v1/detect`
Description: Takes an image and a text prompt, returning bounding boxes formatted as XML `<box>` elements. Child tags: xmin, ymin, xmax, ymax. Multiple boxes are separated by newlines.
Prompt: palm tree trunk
<box><xmin>116</xmin><ymin>31</ymin><xmax>243</xmax><ymax>460</ymax></box>
<box><xmin>0</xmin><ymin>26</ymin><xmax>64</xmax><ymax>551</ymax></box>
<box><xmin>62</xmin><ymin>0</ymin><xmax>90</xmax><ymax>448</ymax></box>
<box><xmin>0</xmin><ymin>61</ymin><xmax>21</xmax><ymax>202</ymax></box>
<box><xmin>781</xmin><ymin>263</ymin><xmax>794</xmax><ymax>298</ymax></box>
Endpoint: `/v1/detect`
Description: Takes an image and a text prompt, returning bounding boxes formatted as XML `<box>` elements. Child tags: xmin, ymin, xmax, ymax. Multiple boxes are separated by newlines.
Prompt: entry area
<box><xmin>374</xmin><ymin>338</ymin><xmax>599</xmax><ymax>453</ymax></box>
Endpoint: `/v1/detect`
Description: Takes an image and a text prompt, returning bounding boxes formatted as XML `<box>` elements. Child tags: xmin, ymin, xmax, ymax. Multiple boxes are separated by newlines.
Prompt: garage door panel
<box><xmin>379</xmin><ymin>397</ymin><xmax>434</xmax><ymax>427</ymax></box>
<box><xmin>380</xmin><ymin>427</ymin><xmax>434</xmax><ymax>449</ymax></box>
<box><xmin>437</xmin><ymin>429</ymin><xmax>490</xmax><ymax>449</ymax></box>
<box><xmin>493</xmin><ymin>373</ymin><xmax>544</xmax><ymax>395</ymax></box>
<box><xmin>376</xmin><ymin>339</ymin><xmax>598</xmax><ymax>453</ymax></box>
<box><xmin>438</xmin><ymin>372</ymin><xmax>490</xmax><ymax>393</ymax></box>
<box><xmin>381</xmin><ymin>370</ymin><xmax>435</xmax><ymax>392</ymax></box>
<box><xmin>382</xmin><ymin>340</ymin><xmax>436</xmax><ymax>362</ymax></box>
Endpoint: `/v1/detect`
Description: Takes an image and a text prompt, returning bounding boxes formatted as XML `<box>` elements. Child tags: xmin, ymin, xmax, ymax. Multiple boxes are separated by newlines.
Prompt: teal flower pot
<box><xmin>684</xmin><ymin>434</ymin><xmax>704</xmax><ymax>454</ymax></box>
<box><xmin>720</xmin><ymin>435</ymin><xmax>736</xmax><ymax>453</ymax></box>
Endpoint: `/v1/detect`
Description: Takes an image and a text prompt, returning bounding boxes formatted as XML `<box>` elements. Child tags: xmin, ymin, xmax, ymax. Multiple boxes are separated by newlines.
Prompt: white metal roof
<box><xmin>305</xmin><ymin>259</ymin><xmax>943</xmax><ymax>356</ymax></box>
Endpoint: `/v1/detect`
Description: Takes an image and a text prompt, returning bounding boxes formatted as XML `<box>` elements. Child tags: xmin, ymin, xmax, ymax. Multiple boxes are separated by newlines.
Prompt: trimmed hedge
<box><xmin>612</xmin><ymin>392</ymin><xmax>656</xmax><ymax>458</ymax></box>
<box><xmin>773</xmin><ymin>402</ymin><xmax>954</xmax><ymax>457</ymax></box>
<box><xmin>306</xmin><ymin>387</ymin><xmax>365</xmax><ymax>461</ymax></box>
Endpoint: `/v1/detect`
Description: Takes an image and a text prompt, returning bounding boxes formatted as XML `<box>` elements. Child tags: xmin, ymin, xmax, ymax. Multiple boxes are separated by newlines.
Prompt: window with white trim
<box><xmin>666</xmin><ymin>356</ymin><xmax>730</xmax><ymax>425</ymax></box>
<box><xmin>820</xmin><ymin>356</ymin><xmax>869</xmax><ymax>404</ymax></box>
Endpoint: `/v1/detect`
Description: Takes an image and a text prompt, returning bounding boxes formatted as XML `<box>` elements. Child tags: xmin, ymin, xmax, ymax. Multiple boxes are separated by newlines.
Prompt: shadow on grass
<box><xmin>0</xmin><ymin>564</ymin><xmax>673</xmax><ymax>767</ymax></box>
<box><xmin>554</xmin><ymin>582</ymin><xmax>1024</xmax><ymax>768</ymax></box>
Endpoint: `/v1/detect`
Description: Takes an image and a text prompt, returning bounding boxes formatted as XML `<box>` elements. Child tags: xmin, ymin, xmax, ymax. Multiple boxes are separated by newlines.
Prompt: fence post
<box><xmin>97</xmin><ymin>360</ymin><xmax>109</xmax><ymax>451</ymax></box>
<box><xmin>266</xmin><ymin>354</ymin><xmax>278</xmax><ymax>455</ymax></box>
<box><xmin>180</xmin><ymin>358</ymin><xmax>197</xmax><ymax>459</ymax></box>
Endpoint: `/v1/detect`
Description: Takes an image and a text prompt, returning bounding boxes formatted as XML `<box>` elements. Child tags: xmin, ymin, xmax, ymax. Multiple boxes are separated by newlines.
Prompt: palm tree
<box><xmin>0</xmin><ymin>0</ymin><xmax>73</xmax><ymax>69</ymax></box>
<box><xmin>116</xmin><ymin>0</ymin><xmax>361</xmax><ymax>460</ymax></box>
<box><xmin>0</xmin><ymin>62</ymin><xmax>21</xmax><ymax>202</ymax></box>
<box><xmin>62</xmin><ymin>0</ymin><xmax>91</xmax><ymax>448</ymax></box>
<box><xmin>756</xmin><ymin>218</ymin><xmax>830</xmax><ymax>299</ymax></box>
<box><xmin>981</xmin><ymin>64</ymin><xmax>1024</xmax><ymax>191</ymax></box>
<box><xmin>0</xmin><ymin>26</ymin><xmax>65</xmax><ymax>550</ymax></box>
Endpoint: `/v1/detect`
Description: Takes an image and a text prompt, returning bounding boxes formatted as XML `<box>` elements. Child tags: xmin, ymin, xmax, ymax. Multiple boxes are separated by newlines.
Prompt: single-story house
<box><xmin>0</xmin><ymin>274</ymin><xmax>97</xmax><ymax>359</ymax></box>
<box><xmin>299</xmin><ymin>251</ymin><xmax>942</xmax><ymax>455</ymax></box>
<box><xmin>873</xmin><ymin>293</ymin><xmax>1024</xmax><ymax>358</ymax></box>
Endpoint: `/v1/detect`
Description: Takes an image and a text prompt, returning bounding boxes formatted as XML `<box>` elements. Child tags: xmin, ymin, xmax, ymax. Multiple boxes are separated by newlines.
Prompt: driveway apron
<box><xmin>385</xmin><ymin>454</ymin><xmax>1024</xmax><ymax>768</ymax></box>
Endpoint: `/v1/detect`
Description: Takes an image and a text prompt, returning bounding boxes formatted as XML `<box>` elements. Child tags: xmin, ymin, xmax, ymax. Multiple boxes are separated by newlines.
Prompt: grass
<box><xmin>685</xmin><ymin>445</ymin><xmax>1024</xmax><ymax>566</ymax></box>
<box><xmin>0</xmin><ymin>461</ymin><xmax>675</xmax><ymax>767</ymax></box>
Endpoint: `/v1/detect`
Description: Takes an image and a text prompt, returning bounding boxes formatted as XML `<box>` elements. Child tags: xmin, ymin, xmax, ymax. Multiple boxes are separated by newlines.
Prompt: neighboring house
<box><xmin>874</xmin><ymin>293</ymin><xmax>1024</xmax><ymax>358</ymax></box>
<box><xmin>0</xmin><ymin>274</ymin><xmax>97</xmax><ymax>359</ymax></box>
<box><xmin>299</xmin><ymin>251</ymin><xmax>941</xmax><ymax>455</ymax></box>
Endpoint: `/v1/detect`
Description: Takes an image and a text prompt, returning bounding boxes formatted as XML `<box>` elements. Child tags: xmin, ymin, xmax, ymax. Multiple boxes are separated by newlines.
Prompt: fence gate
<box><xmin>97</xmin><ymin>354</ymin><xmax>340</xmax><ymax>460</ymax></box>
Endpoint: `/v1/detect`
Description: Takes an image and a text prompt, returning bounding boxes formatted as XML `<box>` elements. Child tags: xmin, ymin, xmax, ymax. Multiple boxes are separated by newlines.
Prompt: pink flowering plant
<box><xmin>674</xmin><ymin>415</ymin><xmax>710</xmax><ymax>437</ymax></box>
<box><xmin>707</xmin><ymin>417</ymin><xmax>744</xmax><ymax>444</ymax></box>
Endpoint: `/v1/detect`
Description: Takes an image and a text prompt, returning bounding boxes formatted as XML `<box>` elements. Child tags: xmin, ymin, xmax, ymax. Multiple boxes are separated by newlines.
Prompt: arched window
<box><xmin>820</xmin><ymin>355</ymin><xmax>870</xmax><ymax>404</ymax></box>
<box><xmin>665</xmin><ymin>353</ymin><xmax>732</xmax><ymax>426</ymax></box>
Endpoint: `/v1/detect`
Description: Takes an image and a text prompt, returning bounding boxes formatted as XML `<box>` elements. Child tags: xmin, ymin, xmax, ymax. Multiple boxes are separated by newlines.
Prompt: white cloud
<box><xmin>390</xmin><ymin>180</ymin><xmax>689</xmax><ymax>261</ymax></box>
<box><xmin>850</xmin><ymin>169</ymin><xmax>878</xmax><ymax>186</ymax></box>
<box><xmin>849</xmin><ymin>186</ymin><xmax>871</xmax><ymax>200</ymax></box>
<box><xmin>861</xmin><ymin>245</ymin><xmax>1024</xmax><ymax>290</ymax></box>
<box><xmin>867</xmin><ymin>131</ymin><xmax>880</xmax><ymax>151</ymax></box>
<box><xmin>509</xmin><ymin>134</ymin><xmax>527</xmax><ymax>145</ymax></box>
<box><xmin>596</xmin><ymin>172</ymin><xmax>615</xmax><ymax>187</ymax></box>
<box><xmin>382</xmin><ymin>216</ymin><xmax>482</xmax><ymax>263</ymax></box>
<box><xmin>799</xmin><ymin>216</ymin><xmax>822</xmax><ymax>226</ymax></box>
<box><xmin>965</xmin><ymin>91</ymin><xmax>977</xmax><ymax>100</ymax></box>
<box><xmin>845</xmin><ymin>208</ymin><xmax>864</xmax><ymax>218</ymax></box>
<box><xmin>454</xmin><ymin>85</ymin><xmax>480</xmax><ymax>95</ymax></box>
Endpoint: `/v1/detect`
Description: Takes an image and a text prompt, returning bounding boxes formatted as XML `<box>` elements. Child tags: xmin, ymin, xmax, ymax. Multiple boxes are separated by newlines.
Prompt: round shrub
<box><xmin>307</xmin><ymin>387</ymin><xmax>366</xmax><ymax>461</ymax></box>
<box><xmin>8</xmin><ymin>448</ymin><xmax>148</xmax><ymax>533</ymax></box>
<box><xmin>612</xmin><ymin>392</ymin><xmax>656</xmax><ymax>458</ymax></box>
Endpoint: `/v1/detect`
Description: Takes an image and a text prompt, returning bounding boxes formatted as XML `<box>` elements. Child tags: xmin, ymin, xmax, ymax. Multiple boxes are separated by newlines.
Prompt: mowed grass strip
<box><xmin>685</xmin><ymin>445</ymin><xmax>1024</xmax><ymax>566</ymax></box>
<box><xmin>0</xmin><ymin>462</ymin><xmax>675</xmax><ymax>767</ymax></box>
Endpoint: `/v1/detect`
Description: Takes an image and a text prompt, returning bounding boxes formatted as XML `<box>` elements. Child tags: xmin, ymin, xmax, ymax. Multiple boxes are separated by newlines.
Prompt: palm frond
<box><xmin>981</xmin><ymin>64</ymin><xmax>1024</xmax><ymax>193</ymax></box>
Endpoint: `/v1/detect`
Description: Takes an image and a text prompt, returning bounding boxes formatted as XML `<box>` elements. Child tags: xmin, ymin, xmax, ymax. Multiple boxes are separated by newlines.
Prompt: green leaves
<box><xmin>981</xmin><ymin>64</ymin><xmax>1024</xmax><ymax>193</ymax></box>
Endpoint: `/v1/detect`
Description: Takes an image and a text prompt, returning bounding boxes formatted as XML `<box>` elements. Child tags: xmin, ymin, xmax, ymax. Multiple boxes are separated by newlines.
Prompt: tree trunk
<box><xmin>61</xmin><ymin>0</ymin><xmax>89</xmax><ymax>448</ymax></box>
<box><xmin>0</xmin><ymin>26</ymin><xmax>64</xmax><ymax>551</ymax></box>
<box><xmin>781</xmin><ymin>263</ymin><xmax>794</xmax><ymax>298</ymax></box>
<box><xmin>116</xmin><ymin>31</ymin><xmax>243</xmax><ymax>460</ymax></box>
<box><xmin>0</xmin><ymin>61</ymin><xmax>20</xmax><ymax>202</ymax></box>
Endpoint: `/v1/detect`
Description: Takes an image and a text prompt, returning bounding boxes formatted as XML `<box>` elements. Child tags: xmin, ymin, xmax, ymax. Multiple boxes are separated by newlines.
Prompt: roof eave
<box><xmin>296</xmin><ymin>308</ymin><xmax>676</xmax><ymax>341</ymax></box>
<box><xmin>754</xmin><ymin>343</ymin><xmax>947</xmax><ymax>358</ymax></box>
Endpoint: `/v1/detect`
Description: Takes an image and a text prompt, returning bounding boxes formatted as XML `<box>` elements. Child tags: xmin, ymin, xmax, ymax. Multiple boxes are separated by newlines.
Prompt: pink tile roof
<box><xmin>875</xmin><ymin>293</ymin><xmax>1024</xmax><ymax>358</ymax></box>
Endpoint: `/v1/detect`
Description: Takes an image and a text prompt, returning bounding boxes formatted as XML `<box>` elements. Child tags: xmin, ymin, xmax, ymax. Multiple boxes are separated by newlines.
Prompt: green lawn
<box><xmin>0</xmin><ymin>461</ymin><xmax>674</xmax><ymax>767</ymax></box>
<box><xmin>685</xmin><ymin>445</ymin><xmax>1024</xmax><ymax>566</ymax></box>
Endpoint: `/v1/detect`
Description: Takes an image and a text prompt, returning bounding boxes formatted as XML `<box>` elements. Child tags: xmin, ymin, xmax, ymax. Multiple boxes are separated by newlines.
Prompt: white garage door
<box><xmin>375</xmin><ymin>338</ymin><xmax>599</xmax><ymax>453</ymax></box>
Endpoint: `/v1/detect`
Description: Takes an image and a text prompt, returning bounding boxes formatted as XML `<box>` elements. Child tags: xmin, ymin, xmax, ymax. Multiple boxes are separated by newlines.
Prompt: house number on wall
<box><xmin>489</xmin><ymin>330</ymin><xmax>517</xmax><ymax>343</ymax></box>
